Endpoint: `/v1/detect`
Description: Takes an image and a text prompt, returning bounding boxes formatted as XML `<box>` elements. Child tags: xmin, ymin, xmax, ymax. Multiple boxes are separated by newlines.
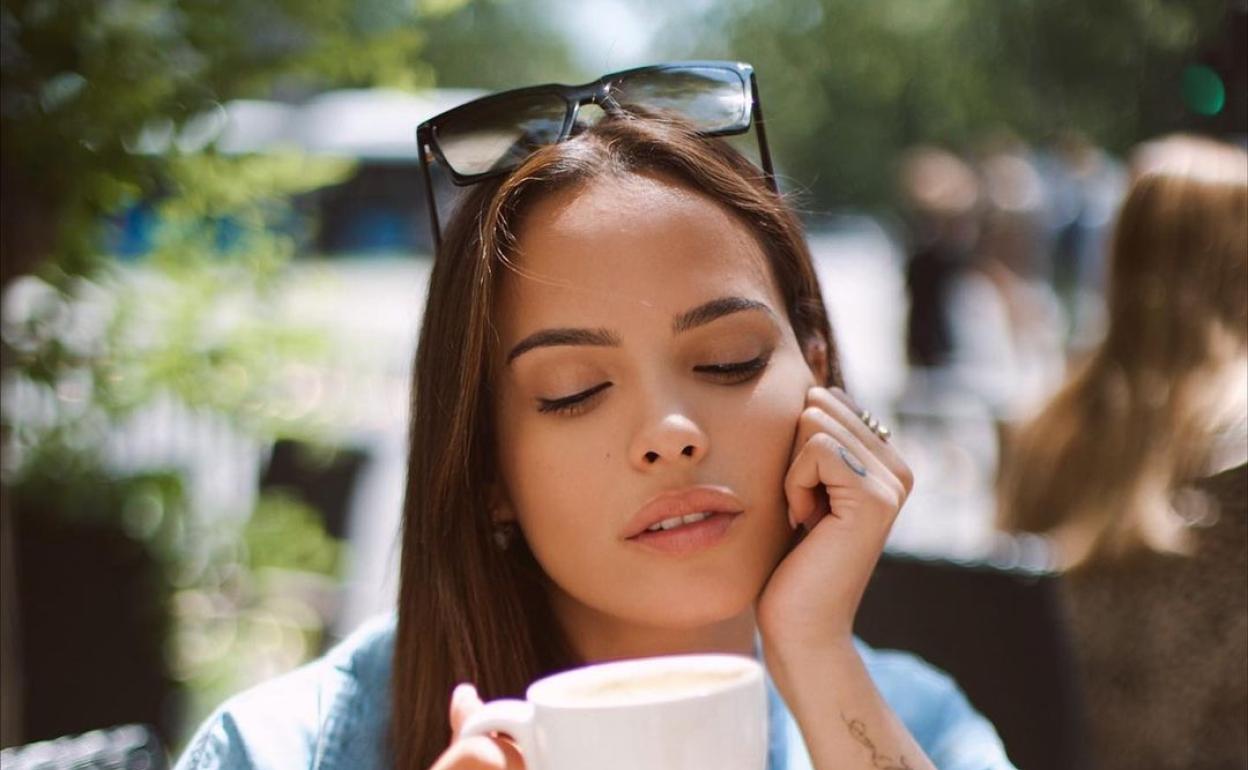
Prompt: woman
<box><xmin>998</xmin><ymin>134</ymin><xmax>1247</xmax><ymax>769</ymax></box>
<box><xmin>177</xmin><ymin>63</ymin><xmax>1014</xmax><ymax>770</ymax></box>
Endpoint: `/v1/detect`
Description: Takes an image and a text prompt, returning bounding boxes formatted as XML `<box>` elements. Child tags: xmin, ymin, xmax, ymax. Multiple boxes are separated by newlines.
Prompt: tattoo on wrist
<box><xmin>841</xmin><ymin>713</ymin><xmax>914</xmax><ymax>770</ymax></box>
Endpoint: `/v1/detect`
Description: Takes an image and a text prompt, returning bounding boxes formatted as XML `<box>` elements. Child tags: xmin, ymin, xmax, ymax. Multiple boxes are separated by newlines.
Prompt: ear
<box><xmin>801</xmin><ymin>333</ymin><xmax>829</xmax><ymax>384</ymax></box>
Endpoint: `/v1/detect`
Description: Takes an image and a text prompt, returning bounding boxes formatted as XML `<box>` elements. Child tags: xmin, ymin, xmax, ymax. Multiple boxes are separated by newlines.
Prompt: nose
<box><xmin>629</xmin><ymin>412</ymin><xmax>709</xmax><ymax>470</ymax></box>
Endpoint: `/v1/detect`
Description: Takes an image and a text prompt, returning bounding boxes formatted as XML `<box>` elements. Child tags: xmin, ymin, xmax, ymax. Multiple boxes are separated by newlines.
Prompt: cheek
<box><xmin>726</xmin><ymin>353</ymin><xmax>813</xmax><ymax>484</ymax></box>
<box><xmin>717</xmin><ymin>353</ymin><xmax>814</xmax><ymax>558</ymax></box>
<box><xmin>499</xmin><ymin>424</ymin><xmax>628</xmax><ymax>615</ymax></box>
<box><xmin>496</xmin><ymin>410</ymin><xmax>617</xmax><ymax>543</ymax></box>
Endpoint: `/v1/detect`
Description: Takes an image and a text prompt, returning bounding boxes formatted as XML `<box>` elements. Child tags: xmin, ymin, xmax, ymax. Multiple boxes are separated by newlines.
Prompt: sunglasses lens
<box><xmin>609</xmin><ymin>67</ymin><xmax>749</xmax><ymax>132</ymax></box>
<box><xmin>435</xmin><ymin>93</ymin><xmax>568</xmax><ymax>178</ymax></box>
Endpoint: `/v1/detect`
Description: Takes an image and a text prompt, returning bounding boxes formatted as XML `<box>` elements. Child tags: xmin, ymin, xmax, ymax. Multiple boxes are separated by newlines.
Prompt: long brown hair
<box><xmin>998</xmin><ymin>134</ymin><xmax>1248</xmax><ymax>566</ymax></box>
<box><xmin>393</xmin><ymin>114</ymin><xmax>842</xmax><ymax>768</ymax></box>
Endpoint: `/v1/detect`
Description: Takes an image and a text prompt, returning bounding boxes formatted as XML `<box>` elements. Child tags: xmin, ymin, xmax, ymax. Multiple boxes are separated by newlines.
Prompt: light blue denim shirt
<box><xmin>176</xmin><ymin>614</ymin><xmax>1016</xmax><ymax>770</ymax></box>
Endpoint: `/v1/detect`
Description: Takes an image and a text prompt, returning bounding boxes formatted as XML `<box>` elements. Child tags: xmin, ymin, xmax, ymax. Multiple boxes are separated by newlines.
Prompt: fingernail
<box><xmin>452</xmin><ymin>683</ymin><xmax>478</xmax><ymax>707</ymax></box>
<box><xmin>787</xmin><ymin>509</ymin><xmax>797</xmax><ymax>530</ymax></box>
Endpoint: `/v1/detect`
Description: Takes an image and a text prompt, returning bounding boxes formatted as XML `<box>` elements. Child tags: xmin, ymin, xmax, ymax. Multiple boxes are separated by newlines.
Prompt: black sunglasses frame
<box><xmin>415</xmin><ymin>61</ymin><xmax>777</xmax><ymax>255</ymax></box>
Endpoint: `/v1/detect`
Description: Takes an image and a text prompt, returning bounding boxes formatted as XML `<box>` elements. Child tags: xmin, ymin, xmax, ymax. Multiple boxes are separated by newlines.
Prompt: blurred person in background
<box><xmin>997</xmin><ymin>134</ymin><xmax>1248</xmax><ymax>770</ymax></box>
<box><xmin>898</xmin><ymin>145</ymin><xmax>982</xmax><ymax>377</ymax></box>
<box><xmin>1038</xmin><ymin>132</ymin><xmax>1127</xmax><ymax>357</ymax></box>
<box><xmin>174</xmin><ymin>67</ymin><xmax>1017</xmax><ymax>770</ymax></box>
<box><xmin>897</xmin><ymin>140</ymin><xmax>1066</xmax><ymax>425</ymax></box>
<box><xmin>896</xmin><ymin>141</ymin><xmax>1066</xmax><ymax>502</ymax></box>
<box><xmin>969</xmin><ymin>138</ymin><xmax>1067</xmax><ymax>424</ymax></box>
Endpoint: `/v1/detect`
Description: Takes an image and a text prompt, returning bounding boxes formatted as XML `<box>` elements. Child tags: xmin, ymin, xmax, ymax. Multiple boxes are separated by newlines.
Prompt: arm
<box><xmin>757</xmin><ymin>386</ymin><xmax>931</xmax><ymax>770</ymax></box>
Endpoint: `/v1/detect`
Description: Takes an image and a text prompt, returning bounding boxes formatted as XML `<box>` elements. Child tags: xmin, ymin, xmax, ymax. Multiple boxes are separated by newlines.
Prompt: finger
<box><xmin>784</xmin><ymin>433</ymin><xmax>887</xmax><ymax>530</ymax></box>
<box><xmin>793</xmin><ymin>404</ymin><xmax>892</xmax><ymax>486</ymax></box>
<box><xmin>793</xmin><ymin>404</ymin><xmax>908</xmax><ymax>512</ymax></box>
<box><xmin>433</xmin><ymin>735</ymin><xmax>526</xmax><ymax>770</ymax></box>
<box><xmin>449</xmin><ymin>683</ymin><xmax>483</xmax><ymax>741</ymax></box>
<box><xmin>810</xmin><ymin>387</ymin><xmax>913</xmax><ymax>493</ymax></box>
<box><xmin>808</xmin><ymin>386</ymin><xmax>898</xmax><ymax>461</ymax></box>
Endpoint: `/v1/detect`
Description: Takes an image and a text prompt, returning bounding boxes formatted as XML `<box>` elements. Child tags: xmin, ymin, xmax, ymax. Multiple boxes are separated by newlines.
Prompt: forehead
<box><xmin>496</xmin><ymin>172</ymin><xmax>781</xmax><ymax>337</ymax></box>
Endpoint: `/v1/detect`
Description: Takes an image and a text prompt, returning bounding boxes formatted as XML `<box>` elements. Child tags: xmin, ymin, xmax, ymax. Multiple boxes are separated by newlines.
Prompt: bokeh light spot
<box><xmin>1182</xmin><ymin>65</ymin><xmax>1226</xmax><ymax>116</ymax></box>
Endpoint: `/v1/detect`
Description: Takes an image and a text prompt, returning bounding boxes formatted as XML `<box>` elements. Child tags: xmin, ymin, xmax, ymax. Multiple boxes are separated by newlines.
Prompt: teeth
<box><xmin>645</xmin><ymin>512</ymin><xmax>713</xmax><ymax>533</ymax></box>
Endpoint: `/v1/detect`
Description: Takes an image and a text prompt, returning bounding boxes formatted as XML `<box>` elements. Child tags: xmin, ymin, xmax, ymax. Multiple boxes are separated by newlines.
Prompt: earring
<box><xmin>492</xmin><ymin>521</ymin><xmax>519</xmax><ymax>550</ymax></box>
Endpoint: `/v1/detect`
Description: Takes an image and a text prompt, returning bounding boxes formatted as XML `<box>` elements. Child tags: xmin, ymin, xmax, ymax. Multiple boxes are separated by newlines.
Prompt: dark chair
<box><xmin>0</xmin><ymin>723</ymin><xmax>166</xmax><ymax>769</ymax></box>
<box><xmin>11</xmin><ymin>508</ymin><xmax>176</xmax><ymax>747</ymax></box>
<box><xmin>855</xmin><ymin>551</ymin><xmax>1088</xmax><ymax>770</ymax></box>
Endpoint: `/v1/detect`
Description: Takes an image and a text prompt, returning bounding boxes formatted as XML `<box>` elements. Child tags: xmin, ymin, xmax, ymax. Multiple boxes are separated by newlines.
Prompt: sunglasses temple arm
<box><xmin>749</xmin><ymin>74</ymin><xmax>779</xmax><ymax>195</ymax></box>
<box><xmin>418</xmin><ymin>136</ymin><xmax>443</xmax><ymax>255</ymax></box>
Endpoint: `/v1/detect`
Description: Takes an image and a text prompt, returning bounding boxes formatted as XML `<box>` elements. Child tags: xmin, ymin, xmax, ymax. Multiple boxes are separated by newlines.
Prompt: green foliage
<box><xmin>3</xmin><ymin>151</ymin><xmax>354</xmax><ymax>467</ymax></box>
<box><xmin>0</xmin><ymin>0</ymin><xmax>575</xmax><ymax>746</ymax></box>
<box><xmin>970</xmin><ymin>0</ymin><xmax>1225</xmax><ymax>148</ymax></box>
<box><xmin>167</xmin><ymin>489</ymin><xmax>343</xmax><ymax>749</ymax></box>
<box><xmin>244</xmin><ymin>489</ymin><xmax>342</xmax><ymax>576</ymax></box>
<box><xmin>420</xmin><ymin>0</ymin><xmax>579</xmax><ymax>89</ymax></box>
<box><xmin>651</xmin><ymin>0</ymin><xmax>1226</xmax><ymax>210</ymax></box>
<box><xmin>113</xmin><ymin>154</ymin><xmax>353</xmax><ymax>424</ymax></box>
<box><xmin>2</xmin><ymin>145</ymin><xmax>359</xmax><ymax>746</ymax></box>
<box><xmin>10</xmin><ymin>458</ymin><xmax>188</xmax><ymax>561</ymax></box>
<box><xmin>0</xmin><ymin>0</ymin><xmax>469</xmax><ymax>282</ymax></box>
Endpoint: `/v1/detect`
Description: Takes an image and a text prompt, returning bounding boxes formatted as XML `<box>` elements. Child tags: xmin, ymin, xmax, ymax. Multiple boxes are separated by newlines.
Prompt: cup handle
<box><xmin>458</xmin><ymin>698</ymin><xmax>540</xmax><ymax>769</ymax></box>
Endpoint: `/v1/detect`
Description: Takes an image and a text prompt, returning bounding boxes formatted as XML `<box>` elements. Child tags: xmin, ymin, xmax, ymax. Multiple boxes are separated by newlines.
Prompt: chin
<box><xmin>617</xmin><ymin>570</ymin><xmax>766</xmax><ymax>630</ymax></box>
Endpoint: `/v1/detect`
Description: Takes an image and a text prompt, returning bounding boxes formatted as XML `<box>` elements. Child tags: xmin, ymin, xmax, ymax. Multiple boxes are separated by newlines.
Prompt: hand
<box><xmin>756</xmin><ymin>386</ymin><xmax>913</xmax><ymax>654</ymax></box>
<box><xmin>430</xmin><ymin>684</ymin><xmax>526</xmax><ymax>770</ymax></box>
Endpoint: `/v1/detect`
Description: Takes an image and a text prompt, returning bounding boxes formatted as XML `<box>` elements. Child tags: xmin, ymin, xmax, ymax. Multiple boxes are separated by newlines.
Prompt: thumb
<box><xmin>449</xmin><ymin>683</ymin><xmax>483</xmax><ymax>741</ymax></box>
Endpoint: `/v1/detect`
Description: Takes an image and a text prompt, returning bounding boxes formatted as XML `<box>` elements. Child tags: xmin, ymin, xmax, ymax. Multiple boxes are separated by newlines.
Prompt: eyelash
<box><xmin>693</xmin><ymin>355</ymin><xmax>771</xmax><ymax>381</ymax></box>
<box><xmin>537</xmin><ymin>381</ymin><xmax>613</xmax><ymax>416</ymax></box>
<box><xmin>535</xmin><ymin>354</ymin><xmax>772</xmax><ymax>416</ymax></box>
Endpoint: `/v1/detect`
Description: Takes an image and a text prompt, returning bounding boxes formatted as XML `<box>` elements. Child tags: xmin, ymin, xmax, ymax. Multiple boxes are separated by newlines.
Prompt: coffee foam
<box><xmin>553</xmin><ymin>666</ymin><xmax>749</xmax><ymax>707</ymax></box>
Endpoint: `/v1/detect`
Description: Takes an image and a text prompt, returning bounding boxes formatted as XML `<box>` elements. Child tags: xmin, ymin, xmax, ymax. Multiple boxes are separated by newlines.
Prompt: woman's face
<box><xmin>493</xmin><ymin>171</ymin><xmax>819</xmax><ymax>636</ymax></box>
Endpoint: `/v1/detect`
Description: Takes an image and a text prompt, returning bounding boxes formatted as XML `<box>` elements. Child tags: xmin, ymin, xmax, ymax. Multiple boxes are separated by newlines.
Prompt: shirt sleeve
<box><xmin>173</xmin><ymin>709</ymin><xmax>258</xmax><ymax>770</ymax></box>
<box><xmin>860</xmin><ymin>644</ymin><xmax>1017</xmax><ymax>770</ymax></box>
<box><xmin>171</xmin><ymin>662</ymin><xmax>337</xmax><ymax>770</ymax></box>
<box><xmin>172</xmin><ymin>615</ymin><xmax>397</xmax><ymax>770</ymax></box>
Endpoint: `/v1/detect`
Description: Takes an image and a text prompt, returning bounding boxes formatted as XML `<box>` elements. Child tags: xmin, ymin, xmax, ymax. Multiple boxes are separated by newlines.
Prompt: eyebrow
<box><xmin>672</xmin><ymin>296</ymin><xmax>773</xmax><ymax>334</ymax></box>
<box><xmin>505</xmin><ymin>296</ymin><xmax>775</xmax><ymax>365</ymax></box>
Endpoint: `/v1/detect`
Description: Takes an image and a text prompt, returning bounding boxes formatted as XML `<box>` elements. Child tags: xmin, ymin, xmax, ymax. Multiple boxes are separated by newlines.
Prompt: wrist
<box><xmin>760</xmin><ymin>632</ymin><xmax>859</xmax><ymax>702</ymax></box>
<box><xmin>758</xmin><ymin>615</ymin><xmax>854</xmax><ymax>663</ymax></box>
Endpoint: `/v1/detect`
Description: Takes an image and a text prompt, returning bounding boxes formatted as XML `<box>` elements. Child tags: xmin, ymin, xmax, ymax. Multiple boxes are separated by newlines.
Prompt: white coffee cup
<box><xmin>458</xmin><ymin>653</ymin><xmax>767</xmax><ymax>770</ymax></box>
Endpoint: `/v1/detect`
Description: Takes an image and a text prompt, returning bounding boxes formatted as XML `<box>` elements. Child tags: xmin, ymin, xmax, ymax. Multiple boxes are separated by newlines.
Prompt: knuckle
<box><xmin>800</xmin><ymin>405</ymin><xmax>827</xmax><ymax>425</ymax></box>
<box><xmin>822</xmin><ymin>385</ymin><xmax>852</xmax><ymax>406</ymax></box>
<box><xmin>807</xmin><ymin>387</ymin><xmax>836</xmax><ymax>408</ymax></box>
<box><xmin>809</xmin><ymin>432</ymin><xmax>839</xmax><ymax>451</ymax></box>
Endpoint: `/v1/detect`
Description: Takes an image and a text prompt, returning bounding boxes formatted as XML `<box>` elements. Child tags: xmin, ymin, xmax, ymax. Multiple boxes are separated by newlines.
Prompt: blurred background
<box><xmin>1</xmin><ymin>0</ymin><xmax>1244</xmax><ymax>765</ymax></box>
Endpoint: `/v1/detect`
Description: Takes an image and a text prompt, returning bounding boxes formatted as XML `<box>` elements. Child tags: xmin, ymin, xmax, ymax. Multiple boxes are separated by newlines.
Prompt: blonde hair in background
<box><xmin>998</xmin><ymin>134</ymin><xmax>1248</xmax><ymax>567</ymax></box>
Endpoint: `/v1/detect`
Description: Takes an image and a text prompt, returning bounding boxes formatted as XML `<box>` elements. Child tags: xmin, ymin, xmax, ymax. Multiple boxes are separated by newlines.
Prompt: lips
<box><xmin>622</xmin><ymin>486</ymin><xmax>745</xmax><ymax>540</ymax></box>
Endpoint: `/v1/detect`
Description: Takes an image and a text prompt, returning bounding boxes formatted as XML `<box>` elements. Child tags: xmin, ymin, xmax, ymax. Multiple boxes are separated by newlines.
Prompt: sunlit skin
<box><xmin>491</xmin><ymin>171</ymin><xmax>813</xmax><ymax>663</ymax></box>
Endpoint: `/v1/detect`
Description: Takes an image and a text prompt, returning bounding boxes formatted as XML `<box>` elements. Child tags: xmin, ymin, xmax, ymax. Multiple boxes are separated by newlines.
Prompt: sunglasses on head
<box><xmin>415</xmin><ymin>60</ymin><xmax>777</xmax><ymax>255</ymax></box>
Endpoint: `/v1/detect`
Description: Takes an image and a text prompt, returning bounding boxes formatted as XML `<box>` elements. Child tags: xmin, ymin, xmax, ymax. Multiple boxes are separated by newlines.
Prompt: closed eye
<box><xmin>537</xmin><ymin>381</ymin><xmax>613</xmax><ymax>415</ymax></box>
<box><xmin>535</xmin><ymin>354</ymin><xmax>771</xmax><ymax>417</ymax></box>
<box><xmin>694</xmin><ymin>353</ymin><xmax>771</xmax><ymax>382</ymax></box>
